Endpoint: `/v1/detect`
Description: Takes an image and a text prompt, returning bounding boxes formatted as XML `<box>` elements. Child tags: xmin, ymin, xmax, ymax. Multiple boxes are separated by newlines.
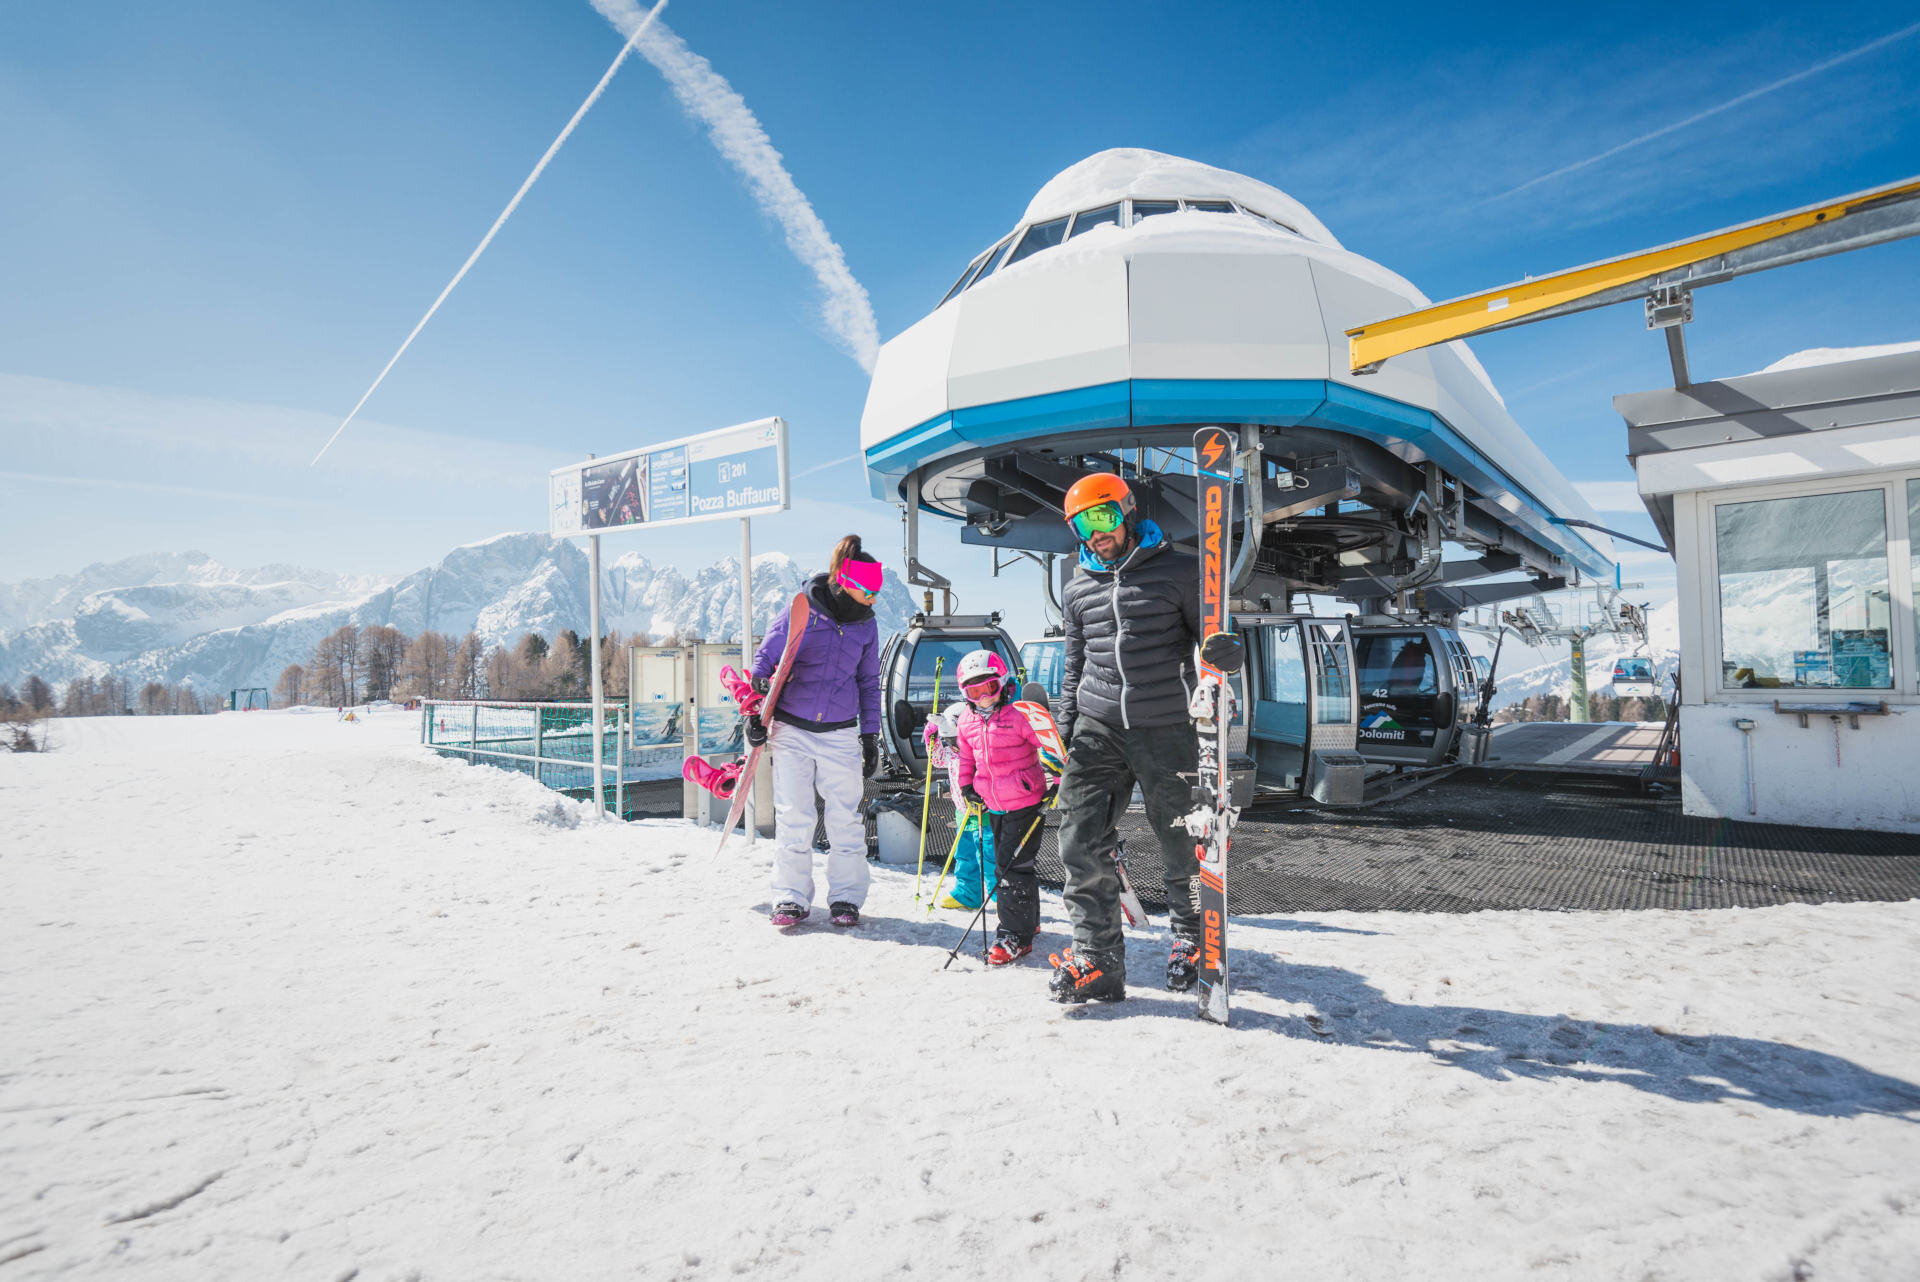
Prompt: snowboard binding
<box><xmin>682</xmin><ymin>755</ymin><xmax>745</xmax><ymax>799</ymax></box>
<box><xmin>717</xmin><ymin>665</ymin><xmax>765</xmax><ymax>717</ymax></box>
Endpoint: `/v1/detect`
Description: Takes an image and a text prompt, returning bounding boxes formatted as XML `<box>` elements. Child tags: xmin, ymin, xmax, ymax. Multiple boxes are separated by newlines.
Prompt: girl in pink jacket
<box><xmin>953</xmin><ymin>650</ymin><xmax>1051</xmax><ymax>966</ymax></box>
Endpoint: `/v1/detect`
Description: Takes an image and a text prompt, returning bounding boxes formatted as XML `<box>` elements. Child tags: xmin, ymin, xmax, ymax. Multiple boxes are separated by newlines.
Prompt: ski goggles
<box><xmin>1069</xmin><ymin>501</ymin><xmax>1127</xmax><ymax>541</ymax></box>
<box><xmin>836</xmin><ymin>558</ymin><xmax>883</xmax><ymax>600</ymax></box>
<box><xmin>960</xmin><ymin>674</ymin><xmax>1003</xmax><ymax>701</ymax></box>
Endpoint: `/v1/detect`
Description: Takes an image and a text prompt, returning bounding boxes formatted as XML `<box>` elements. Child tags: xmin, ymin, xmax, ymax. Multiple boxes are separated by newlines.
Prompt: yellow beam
<box><xmin>1346</xmin><ymin>175</ymin><xmax>1920</xmax><ymax>374</ymax></box>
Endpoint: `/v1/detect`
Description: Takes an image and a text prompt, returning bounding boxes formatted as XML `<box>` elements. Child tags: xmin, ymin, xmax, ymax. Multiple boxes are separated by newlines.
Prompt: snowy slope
<box><xmin>2</xmin><ymin>714</ymin><xmax>1917</xmax><ymax>1279</ymax></box>
<box><xmin>0</xmin><ymin>536</ymin><xmax>915</xmax><ymax>694</ymax></box>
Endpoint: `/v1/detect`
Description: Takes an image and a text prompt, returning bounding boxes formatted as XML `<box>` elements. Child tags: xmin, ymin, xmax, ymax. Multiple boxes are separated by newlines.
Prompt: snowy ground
<box><xmin>5</xmin><ymin>712</ymin><xmax>1920</xmax><ymax>1281</ymax></box>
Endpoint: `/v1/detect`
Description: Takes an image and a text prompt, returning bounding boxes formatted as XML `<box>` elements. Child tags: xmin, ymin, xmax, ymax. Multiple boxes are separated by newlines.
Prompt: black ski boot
<box><xmin>829</xmin><ymin>901</ymin><xmax>861</xmax><ymax>928</ymax></box>
<box><xmin>1166</xmin><ymin>939</ymin><xmax>1201</xmax><ymax>993</ymax></box>
<box><xmin>1047</xmin><ymin>948</ymin><xmax>1125</xmax><ymax>1003</ymax></box>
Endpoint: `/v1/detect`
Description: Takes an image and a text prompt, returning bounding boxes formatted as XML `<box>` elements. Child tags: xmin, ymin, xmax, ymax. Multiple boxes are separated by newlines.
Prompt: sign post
<box><xmin>549</xmin><ymin>418</ymin><xmax>790</xmax><ymax>824</ymax></box>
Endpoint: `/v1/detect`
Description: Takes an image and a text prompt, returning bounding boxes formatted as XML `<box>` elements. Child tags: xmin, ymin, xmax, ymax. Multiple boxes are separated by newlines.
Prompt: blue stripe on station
<box><xmin>862</xmin><ymin>378</ymin><xmax>1611</xmax><ymax>576</ymax></box>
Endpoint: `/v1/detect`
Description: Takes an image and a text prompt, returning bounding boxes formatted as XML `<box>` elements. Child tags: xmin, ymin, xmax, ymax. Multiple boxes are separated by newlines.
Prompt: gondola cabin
<box><xmin>878</xmin><ymin>614</ymin><xmax>1022</xmax><ymax>771</ymax></box>
<box><xmin>1349</xmin><ymin>623</ymin><xmax>1484</xmax><ymax>768</ymax></box>
<box><xmin>1613</xmin><ymin>656</ymin><xmax>1656</xmax><ymax>699</ymax></box>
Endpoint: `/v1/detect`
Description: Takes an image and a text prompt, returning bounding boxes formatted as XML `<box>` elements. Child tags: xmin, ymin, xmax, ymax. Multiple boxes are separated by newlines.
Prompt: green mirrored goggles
<box><xmin>1070</xmin><ymin>502</ymin><xmax>1126</xmax><ymax>539</ymax></box>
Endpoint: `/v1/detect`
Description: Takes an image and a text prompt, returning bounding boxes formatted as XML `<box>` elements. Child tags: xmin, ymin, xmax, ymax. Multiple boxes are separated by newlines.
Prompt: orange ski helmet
<box><xmin>1062</xmin><ymin>471</ymin><xmax>1134</xmax><ymax>520</ymax></box>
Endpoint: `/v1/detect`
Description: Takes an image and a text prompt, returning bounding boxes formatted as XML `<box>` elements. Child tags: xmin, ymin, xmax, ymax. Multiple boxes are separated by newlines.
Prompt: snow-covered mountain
<box><xmin>0</xmin><ymin>534</ymin><xmax>916</xmax><ymax>695</ymax></box>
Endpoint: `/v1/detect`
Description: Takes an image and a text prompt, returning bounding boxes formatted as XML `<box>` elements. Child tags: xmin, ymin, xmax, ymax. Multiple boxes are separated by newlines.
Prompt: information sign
<box><xmin>549</xmin><ymin>417</ymin><xmax>787</xmax><ymax>538</ymax></box>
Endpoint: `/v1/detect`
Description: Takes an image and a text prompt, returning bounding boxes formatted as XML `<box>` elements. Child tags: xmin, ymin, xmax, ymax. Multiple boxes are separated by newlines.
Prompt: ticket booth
<box><xmin>1622</xmin><ymin>347</ymin><xmax>1920</xmax><ymax>833</ymax></box>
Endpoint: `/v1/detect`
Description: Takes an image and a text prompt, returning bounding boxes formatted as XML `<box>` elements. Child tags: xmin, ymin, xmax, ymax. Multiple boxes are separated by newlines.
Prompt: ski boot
<box><xmin>987</xmin><ymin>935</ymin><xmax>1033</xmax><ymax>968</ymax></box>
<box><xmin>829</xmin><ymin>901</ymin><xmax>861</xmax><ymax>928</ymax></box>
<box><xmin>1047</xmin><ymin>948</ymin><xmax>1125</xmax><ymax>1003</ymax></box>
<box><xmin>770</xmin><ymin>901</ymin><xmax>809</xmax><ymax>928</ymax></box>
<box><xmin>1166</xmin><ymin>939</ymin><xmax>1201</xmax><ymax>992</ymax></box>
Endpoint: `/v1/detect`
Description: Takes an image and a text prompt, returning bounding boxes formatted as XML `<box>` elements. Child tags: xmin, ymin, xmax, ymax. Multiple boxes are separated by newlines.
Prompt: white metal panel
<box><xmin>1309</xmin><ymin>261</ymin><xmax>1441</xmax><ymax>416</ymax></box>
<box><xmin>859</xmin><ymin>304</ymin><xmax>960</xmax><ymax>453</ymax></box>
<box><xmin>1127</xmin><ymin>252</ymin><xmax>1331</xmax><ymax>381</ymax></box>
<box><xmin>945</xmin><ymin>252</ymin><xmax>1132</xmax><ymax>411</ymax></box>
<box><xmin>1636</xmin><ymin>415</ymin><xmax>1920</xmax><ymax>497</ymax></box>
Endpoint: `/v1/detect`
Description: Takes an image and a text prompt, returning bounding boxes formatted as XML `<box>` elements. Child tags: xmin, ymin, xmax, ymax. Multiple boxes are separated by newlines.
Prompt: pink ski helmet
<box><xmin>957</xmin><ymin>649</ymin><xmax>1009</xmax><ymax>704</ymax></box>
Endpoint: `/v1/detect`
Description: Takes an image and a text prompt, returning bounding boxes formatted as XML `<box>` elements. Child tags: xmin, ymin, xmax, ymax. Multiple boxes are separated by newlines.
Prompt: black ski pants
<box><xmin>1057</xmin><ymin>715</ymin><xmax>1199</xmax><ymax>958</ymax></box>
<box><xmin>988</xmin><ymin>803</ymin><xmax>1043</xmax><ymax>945</ymax></box>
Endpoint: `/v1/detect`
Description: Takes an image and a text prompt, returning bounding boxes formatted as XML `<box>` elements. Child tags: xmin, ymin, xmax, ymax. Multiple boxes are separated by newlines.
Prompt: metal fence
<box><xmin>419</xmin><ymin>699</ymin><xmax>686</xmax><ymax>817</ymax></box>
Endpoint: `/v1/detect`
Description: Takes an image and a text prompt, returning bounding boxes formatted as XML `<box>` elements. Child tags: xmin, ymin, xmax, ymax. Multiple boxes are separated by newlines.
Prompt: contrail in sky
<box><xmin>589</xmin><ymin>0</ymin><xmax>880</xmax><ymax>373</ymax></box>
<box><xmin>311</xmin><ymin>0</ymin><xmax>670</xmax><ymax>466</ymax></box>
<box><xmin>1483</xmin><ymin>19</ymin><xmax>1920</xmax><ymax>206</ymax></box>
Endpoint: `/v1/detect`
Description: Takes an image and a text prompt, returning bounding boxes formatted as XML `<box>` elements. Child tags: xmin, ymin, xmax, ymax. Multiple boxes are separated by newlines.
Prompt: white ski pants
<box><xmin>768</xmin><ymin>723</ymin><xmax>869</xmax><ymax>909</ymax></box>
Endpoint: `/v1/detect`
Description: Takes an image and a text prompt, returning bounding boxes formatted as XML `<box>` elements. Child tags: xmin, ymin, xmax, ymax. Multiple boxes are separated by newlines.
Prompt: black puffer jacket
<box><xmin>1059</xmin><ymin>524</ymin><xmax>1201</xmax><ymax>733</ymax></box>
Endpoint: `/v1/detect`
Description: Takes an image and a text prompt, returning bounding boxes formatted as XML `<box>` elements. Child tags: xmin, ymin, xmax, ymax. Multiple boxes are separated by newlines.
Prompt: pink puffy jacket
<box><xmin>954</xmin><ymin>701</ymin><xmax>1048</xmax><ymax>812</ymax></box>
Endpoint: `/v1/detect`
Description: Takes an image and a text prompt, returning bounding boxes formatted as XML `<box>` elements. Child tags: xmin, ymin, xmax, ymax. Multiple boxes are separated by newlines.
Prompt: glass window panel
<box><xmin>939</xmin><ymin>251</ymin><xmax>988</xmax><ymax>306</ymax></box>
<box><xmin>1130</xmin><ymin>200</ymin><xmax>1178</xmax><ymax>224</ymax></box>
<box><xmin>1309</xmin><ymin>624</ymin><xmax>1352</xmax><ymax>724</ymax></box>
<box><xmin>968</xmin><ymin>238</ymin><xmax>1010</xmax><ymax>287</ymax></box>
<box><xmin>1186</xmin><ymin>200</ymin><xmax>1234</xmax><ymax>214</ymax></box>
<box><xmin>1355</xmin><ymin>633</ymin><xmax>1438</xmax><ymax>695</ymax></box>
<box><xmin>1067</xmin><ymin>203</ymin><xmax>1121</xmax><ymax>239</ymax></box>
<box><xmin>1715</xmin><ymin>489</ymin><xmax>1891</xmax><ymax>689</ymax></box>
<box><xmin>1004</xmin><ymin>217</ymin><xmax>1069</xmax><ymax>267</ymax></box>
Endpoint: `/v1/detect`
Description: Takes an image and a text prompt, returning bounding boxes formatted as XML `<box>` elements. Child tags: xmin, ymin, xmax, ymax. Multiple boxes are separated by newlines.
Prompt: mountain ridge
<box><xmin>0</xmin><ymin>534</ymin><xmax>915</xmax><ymax>695</ymax></box>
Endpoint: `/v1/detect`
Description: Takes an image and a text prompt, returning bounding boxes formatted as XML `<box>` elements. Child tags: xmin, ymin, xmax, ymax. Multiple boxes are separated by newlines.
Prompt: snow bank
<box><xmin>1760</xmin><ymin>340</ymin><xmax>1920</xmax><ymax>373</ymax></box>
<box><xmin>3</xmin><ymin>713</ymin><xmax>1917</xmax><ymax>1279</ymax></box>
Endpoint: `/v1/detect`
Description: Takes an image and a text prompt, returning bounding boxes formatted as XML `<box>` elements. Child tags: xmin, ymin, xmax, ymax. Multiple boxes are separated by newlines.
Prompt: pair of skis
<box><xmin>1186</xmin><ymin>426</ymin><xmax>1241</xmax><ymax>1026</ymax></box>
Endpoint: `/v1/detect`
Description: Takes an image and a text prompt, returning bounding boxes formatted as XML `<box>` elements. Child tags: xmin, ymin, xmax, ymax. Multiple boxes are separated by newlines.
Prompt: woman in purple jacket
<box><xmin>750</xmin><ymin>534</ymin><xmax>884</xmax><ymax>929</ymax></box>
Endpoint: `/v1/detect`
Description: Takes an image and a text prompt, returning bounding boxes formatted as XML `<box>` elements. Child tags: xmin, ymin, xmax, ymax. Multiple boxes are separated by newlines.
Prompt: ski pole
<box><xmin>923</xmin><ymin>803</ymin><xmax>980</xmax><ymax>917</ymax></box>
<box><xmin>942</xmin><ymin>801</ymin><xmax>1049</xmax><ymax>969</ymax></box>
<box><xmin>945</xmin><ymin>816</ymin><xmax>994</xmax><ymax>969</ymax></box>
<box><xmin>913</xmin><ymin>658</ymin><xmax>944</xmax><ymax>904</ymax></box>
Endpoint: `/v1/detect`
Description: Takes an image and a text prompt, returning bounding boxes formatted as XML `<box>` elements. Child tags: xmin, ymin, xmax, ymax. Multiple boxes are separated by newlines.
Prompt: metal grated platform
<box><xmin>895</xmin><ymin>768</ymin><xmax>1920</xmax><ymax>915</ymax></box>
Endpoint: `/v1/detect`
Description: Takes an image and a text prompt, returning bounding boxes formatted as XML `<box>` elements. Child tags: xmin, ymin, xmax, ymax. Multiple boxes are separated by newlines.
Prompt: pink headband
<box><xmin>837</xmin><ymin>558</ymin><xmax>883</xmax><ymax>595</ymax></box>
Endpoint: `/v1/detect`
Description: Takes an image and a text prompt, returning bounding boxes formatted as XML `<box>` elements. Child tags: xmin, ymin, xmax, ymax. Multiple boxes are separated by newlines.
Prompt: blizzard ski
<box><xmin>1185</xmin><ymin>426</ymin><xmax>1240</xmax><ymax>1025</ymax></box>
<box><xmin>710</xmin><ymin>592</ymin><xmax>810</xmax><ymax>858</ymax></box>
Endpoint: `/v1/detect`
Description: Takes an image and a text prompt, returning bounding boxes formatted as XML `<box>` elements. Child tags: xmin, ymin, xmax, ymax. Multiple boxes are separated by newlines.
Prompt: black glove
<box><xmin>750</xmin><ymin>675</ymin><xmax>770</xmax><ymax>694</ymax></box>
<box><xmin>745</xmin><ymin>715</ymin><xmax>767</xmax><ymax>747</ymax></box>
<box><xmin>1042</xmin><ymin>780</ymin><xmax>1059</xmax><ymax>806</ymax></box>
<box><xmin>960</xmin><ymin>784</ymin><xmax>986</xmax><ymax>810</ymax></box>
<box><xmin>1199</xmin><ymin>630</ymin><xmax>1245</xmax><ymax>674</ymax></box>
<box><xmin>860</xmin><ymin>733</ymin><xmax>879</xmax><ymax>778</ymax></box>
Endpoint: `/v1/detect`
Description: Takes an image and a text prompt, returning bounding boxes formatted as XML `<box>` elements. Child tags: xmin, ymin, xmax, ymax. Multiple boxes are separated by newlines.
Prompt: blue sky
<box><xmin>3</xmin><ymin>0</ymin><xmax>1917</xmax><ymax>637</ymax></box>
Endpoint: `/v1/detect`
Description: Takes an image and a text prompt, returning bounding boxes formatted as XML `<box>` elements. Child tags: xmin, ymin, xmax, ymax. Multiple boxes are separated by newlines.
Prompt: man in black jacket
<box><xmin>1048</xmin><ymin>471</ymin><xmax>1203</xmax><ymax>1004</ymax></box>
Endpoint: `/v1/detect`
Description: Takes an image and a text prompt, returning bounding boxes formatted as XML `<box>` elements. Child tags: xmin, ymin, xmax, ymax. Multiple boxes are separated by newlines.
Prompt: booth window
<box><xmin>1005</xmin><ymin>217</ymin><xmax>1070</xmax><ymax>267</ymax></box>
<box><xmin>1130</xmin><ymin>200</ymin><xmax>1178</xmax><ymax>224</ymax></box>
<box><xmin>1714</xmin><ymin>488</ymin><xmax>1893</xmax><ymax>690</ymax></box>
<box><xmin>1186</xmin><ymin>200</ymin><xmax>1234</xmax><ymax>214</ymax></box>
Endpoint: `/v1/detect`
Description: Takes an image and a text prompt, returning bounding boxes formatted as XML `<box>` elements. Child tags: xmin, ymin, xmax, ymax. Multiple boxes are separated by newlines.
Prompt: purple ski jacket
<box><xmin>752</xmin><ymin>574</ymin><xmax>881</xmax><ymax>735</ymax></box>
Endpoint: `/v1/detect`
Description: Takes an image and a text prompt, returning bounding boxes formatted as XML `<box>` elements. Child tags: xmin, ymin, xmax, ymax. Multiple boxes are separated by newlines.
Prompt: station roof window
<box><xmin>1130</xmin><ymin>200</ymin><xmax>1179</xmax><ymax>224</ymax></box>
<box><xmin>1186</xmin><ymin>200</ymin><xmax>1235</xmax><ymax>214</ymax></box>
<box><xmin>1068</xmin><ymin>203</ymin><xmax>1122</xmax><ymax>239</ymax></box>
<box><xmin>1005</xmin><ymin>216</ymin><xmax>1071</xmax><ymax>267</ymax></box>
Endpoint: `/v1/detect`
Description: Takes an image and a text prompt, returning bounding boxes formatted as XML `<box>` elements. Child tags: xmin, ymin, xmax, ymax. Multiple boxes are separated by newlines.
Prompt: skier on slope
<box><xmin>1048</xmin><ymin>473</ymin><xmax>1203</xmax><ymax>1003</ymax></box>
<box><xmin>749</xmin><ymin>534</ymin><xmax>884</xmax><ymax>929</ymax></box>
<box><xmin>951</xmin><ymin>649</ymin><xmax>1051</xmax><ymax>966</ymax></box>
